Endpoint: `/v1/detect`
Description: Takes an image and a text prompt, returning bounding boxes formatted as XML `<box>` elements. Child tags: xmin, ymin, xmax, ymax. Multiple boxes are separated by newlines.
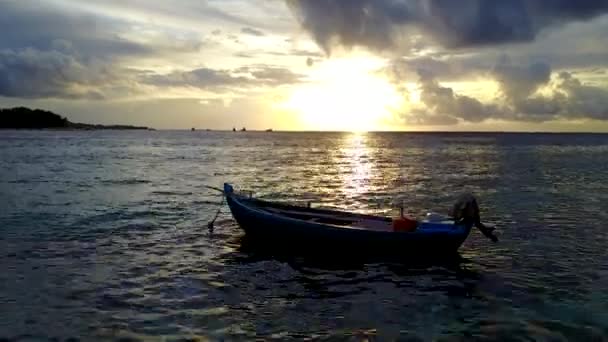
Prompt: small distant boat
<box><xmin>265</xmin><ymin>128</ymin><xmax>273</xmax><ymax>132</ymax></box>
<box><xmin>223</xmin><ymin>183</ymin><xmax>473</xmax><ymax>256</ymax></box>
<box><xmin>232</xmin><ymin>127</ymin><xmax>236</xmax><ymax>132</ymax></box>
<box><xmin>241</xmin><ymin>127</ymin><xmax>246</xmax><ymax>132</ymax></box>
<box><xmin>191</xmin><ymin>127</ymin><xmax>196</xmax><ymax>131</ymax></box>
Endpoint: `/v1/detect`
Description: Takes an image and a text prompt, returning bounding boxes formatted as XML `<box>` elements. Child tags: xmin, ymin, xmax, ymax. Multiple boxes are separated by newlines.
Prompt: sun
<box><xmin>283</xmin><ymin>56</ymin><xmax>403</xmax><ymax>131</ymax></box>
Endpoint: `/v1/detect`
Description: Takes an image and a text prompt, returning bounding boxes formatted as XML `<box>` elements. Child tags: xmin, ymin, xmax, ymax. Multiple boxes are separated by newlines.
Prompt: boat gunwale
<box><xmin>227</xmin><ymin>192</ymin><xmax>471</xmax><ymax>237</ymax></box>
<box><xmin>236</xmin><ymin>194</ymin><xmax>392</xmax><ymax>219</ymax></box>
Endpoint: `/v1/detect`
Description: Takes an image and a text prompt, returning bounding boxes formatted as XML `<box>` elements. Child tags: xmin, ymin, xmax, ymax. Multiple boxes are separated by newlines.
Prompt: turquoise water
<box><xmin>1</xmin><ymin>130</ymin><xmax>608</xmax><ymax>340</ymax></box>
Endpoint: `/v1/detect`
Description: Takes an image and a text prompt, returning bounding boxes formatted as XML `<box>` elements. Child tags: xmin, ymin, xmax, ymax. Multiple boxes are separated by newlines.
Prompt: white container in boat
<box><xmin>425</xmin><ymin>212</ymin><xmax>447</xmax><ymax>222</ymax></box>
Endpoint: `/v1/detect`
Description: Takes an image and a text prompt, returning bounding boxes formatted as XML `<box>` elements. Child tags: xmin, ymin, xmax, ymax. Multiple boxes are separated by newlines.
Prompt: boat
<box><xmin>265</xmin><ymin>128</ymin><xmax>273</xmax><ymax>132</ymax></box>
<box><xmin>223</xmin><ymin>183</ymin><xmax>473</xmax><ymax>256</ymax></box>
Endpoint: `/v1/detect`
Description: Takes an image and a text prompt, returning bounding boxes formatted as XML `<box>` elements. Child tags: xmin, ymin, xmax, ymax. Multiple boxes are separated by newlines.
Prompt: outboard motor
<box><xmin>450</xmin><ymin>193</ymin><xmax>498</xmax><ymax>242</ymax></box>
<box><xmin>450</xmin><ymin>193</ymin><xmax>480</xmax><ymax>224</ymax></box>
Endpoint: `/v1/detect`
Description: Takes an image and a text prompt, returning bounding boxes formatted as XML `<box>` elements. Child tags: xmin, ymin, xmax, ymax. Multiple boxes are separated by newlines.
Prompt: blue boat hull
<box><xmin>224</xmin><ymin>186</ymin><xmax>472</xmax><ymax>256</ymax></box>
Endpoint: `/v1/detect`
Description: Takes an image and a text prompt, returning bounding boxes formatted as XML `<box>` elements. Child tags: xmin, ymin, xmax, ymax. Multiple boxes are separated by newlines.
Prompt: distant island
<box><xmin>0</xmin><ymin>107</ymin><xmax>151</xmax><ymax>130</ymax></box>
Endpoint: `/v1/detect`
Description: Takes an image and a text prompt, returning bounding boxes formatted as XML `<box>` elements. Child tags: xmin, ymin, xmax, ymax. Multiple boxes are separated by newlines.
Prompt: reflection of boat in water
<box><xmin>265</xmin><ymin>128</ymin><xmax>273</xmax><ymax>132</ymax></box>
<box><xmin>222</xmin><ymin>183</ymin><xmax>473</xmax><ymax>256</ymax></box>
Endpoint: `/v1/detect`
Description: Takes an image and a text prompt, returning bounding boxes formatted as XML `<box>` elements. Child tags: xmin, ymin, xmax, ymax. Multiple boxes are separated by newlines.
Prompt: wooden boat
<box><xmin>223</xmin><ymin>183</ymin><xmax>473</xmax><ymax>256</ymax></box>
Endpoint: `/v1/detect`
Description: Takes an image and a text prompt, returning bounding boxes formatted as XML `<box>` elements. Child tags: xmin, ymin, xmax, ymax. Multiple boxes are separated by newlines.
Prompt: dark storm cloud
<box><xmin>287</xmin><ymin>0</ymin><xmax>608</xmax><ymax>52</ymax></box>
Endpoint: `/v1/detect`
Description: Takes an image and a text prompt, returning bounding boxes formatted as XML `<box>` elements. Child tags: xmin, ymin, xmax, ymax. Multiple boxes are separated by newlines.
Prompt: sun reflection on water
<box><xmin>337</xmin><ymin>133</ymin><xmax>376</xmax><ymax>211</ymax></box>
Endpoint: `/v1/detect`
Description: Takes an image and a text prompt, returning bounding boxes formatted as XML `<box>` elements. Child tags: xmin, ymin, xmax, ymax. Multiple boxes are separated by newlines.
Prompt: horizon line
<box><xmin>168</xmin><ymin>129</ymin><xmax>608</xmax><ymax>134</ymax></box>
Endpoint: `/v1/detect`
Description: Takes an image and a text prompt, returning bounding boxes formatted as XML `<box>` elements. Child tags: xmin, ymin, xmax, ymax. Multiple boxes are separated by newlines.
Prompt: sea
<box><xmin>1</xmin><ymin>130</ymin><xmax>607</xmax><ymax>340</ymax></box>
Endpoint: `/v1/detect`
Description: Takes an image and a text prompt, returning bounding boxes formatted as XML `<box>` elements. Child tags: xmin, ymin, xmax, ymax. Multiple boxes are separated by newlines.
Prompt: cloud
<box><xmin>57</xmin><ymin>0</ymin><xmax>265</xmax><ymax>33</ymax></box>
<box><xmin>0</xmin><ymin>2</ymin><xmax>154</xmax><ymax>61</ymax></box>
<box><xmin>0</xmin><ymin>1</ymin><xmax>219</xmax><ymax>100</ymax></box>
<box><xmin>509</xmin><ymin>96</ymin><xmax>564</xmax><ymax>122</ymax></box>
<box><xmin>0</xmin><ymin>48</ymin><xmax>108</xmax><ymax>99</ymax></box>
<box><xmin>241</xmin><ymin>66</ymin><xmax>305</xmax><ymax>85</ymax></box>
<box><xmin>0</xmin><ymin>0</ymin><xmax>302</xmax><ymax>100</ymax></box>
<box><xmin>493</xmin><ymin>56</ymin><xmax>552</xmax><ymax>100</ymax></box>
<box><xmin>405</xmin><ymin>71</ymin><xmax>500</xmax><ymax>124</ymax></box>
<box><xmin>387</xmin><ymin>56</ymin><xmax>486</xmax><ymax>82</ymax></box>
<box><xmin>394</xmin><ymin>59</ymin><xmax>608</xmax><ymax>125</ymax></box>
<box><xmin>499</xmin><ymin>71</ymin><xmax>608</xmax><ymax>123</ymax></box>
<box><xmin>0</xmin><ymin>2</ymin><xmax>227</xmax><ymax>69</ymax></box>
<box><xmin>287</xmin><ymin>0</ymin><xmax>608</xmax><ymax>53</ymax></box>
<box><xmin>491</xmin><ymin>59</ymin><xmax>608</xmax><ymax>121</ymax></box>
<box><xmin>384</xmin><ymin>14</ymin><xmax>608</xmax><ymax>85</ymax></box>
<box><xmin>289</xmin><ymin>49</ymin><xmax>325</xmax><ymax>58</ymax></box>
<box><xmin>262</xmin><ymin>49</ymin><xmax>324</xmax><ymax>58</ymax></box>
<box><xmin>2</xmin><ymin>0</ymin><xmax>606</xmax><ymax>130</ymax></box>
<box><xmin>241</xmin><ymin>27</ymin><xmax>265</xmax><ymax>36</ymax></box>
<box><xmin>234</xmin><ymin>52</ymin><xmax>254</xmax><ymax>58</ymax></box>
<box><xmin>0</xmin><ymin>1</ymin><xmax>166</xmax><ymax>99</ymax></box>
<box><xmin>143</xmin><ymin>68</ymin><xmax>250</xmax><ymax>91</ymax></box>
<box><xmin>143</xmin><ymin>65</ymin><xmax>305</xmax><ymax>91</ymax></box>
<box><xmin>404</xmin><ymin>108</ymin><xmax>459</xmax><ymax>126</ymax></box>
<box><xmin>554</xmin><ymin>72</ymin><xmax>608</xmax><ymax>120</ymax></box>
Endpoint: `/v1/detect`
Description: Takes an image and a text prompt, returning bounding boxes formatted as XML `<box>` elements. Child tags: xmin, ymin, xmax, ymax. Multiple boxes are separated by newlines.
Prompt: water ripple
<box><xmin>1</xmin><ymin>131</ymin><xmax>608</xmax><ymax>340</ymax></box>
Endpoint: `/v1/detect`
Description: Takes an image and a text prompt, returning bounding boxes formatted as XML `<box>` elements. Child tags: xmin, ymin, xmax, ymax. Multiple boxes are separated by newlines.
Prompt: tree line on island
<box><xmin>0</xmin><ymin>107</ymin><xmax>151</xmax><ymax>130</ymax></box>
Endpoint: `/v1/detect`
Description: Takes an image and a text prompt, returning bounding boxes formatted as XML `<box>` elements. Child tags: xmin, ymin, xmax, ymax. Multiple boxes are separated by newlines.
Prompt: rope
<box><xmin>207</xmin><ymin>192</ymin><xmax>225</xmax><ymax>231</ymax></box>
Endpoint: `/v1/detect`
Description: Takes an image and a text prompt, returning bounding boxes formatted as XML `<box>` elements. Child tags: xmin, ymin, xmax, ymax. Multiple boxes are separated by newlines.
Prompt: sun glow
<box><xmin>283</xmin><ymin>56</ymin><xmax>403</xmax><ymax>131</ymax></box>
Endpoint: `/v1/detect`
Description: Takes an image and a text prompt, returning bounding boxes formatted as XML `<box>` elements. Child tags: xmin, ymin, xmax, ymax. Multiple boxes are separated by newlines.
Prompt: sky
<box><xmin>1</xmin><ymin>0</ymin><xmax>608</xmax><ymax>131</ymax></box>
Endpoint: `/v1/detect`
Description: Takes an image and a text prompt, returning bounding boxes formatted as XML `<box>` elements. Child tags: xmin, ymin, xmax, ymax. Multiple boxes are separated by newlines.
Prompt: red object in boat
<box><xmin>392</xmin><ymin>216</ymin><xmax>418</xmax><ymax>232</ymax></box>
